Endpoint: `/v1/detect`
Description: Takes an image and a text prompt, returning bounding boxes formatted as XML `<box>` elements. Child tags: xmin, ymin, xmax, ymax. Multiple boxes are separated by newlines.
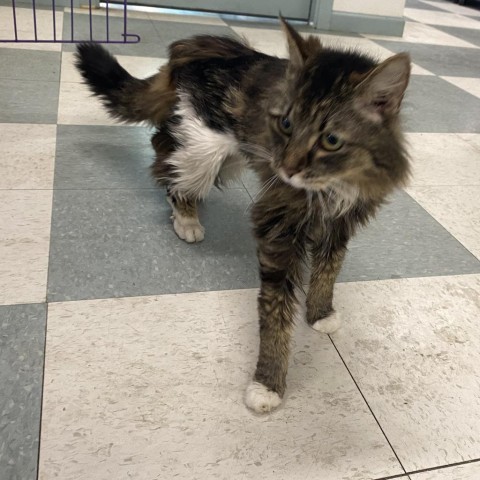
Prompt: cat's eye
<box><xmin>319</xmin><ymin>133</ymin><xmax>344</xmax><ymax>151</ymax></box>
<box><xmin>279</xmin><ymin>116</ymin><xmax>293</xmax><ymax>135</ymax></box>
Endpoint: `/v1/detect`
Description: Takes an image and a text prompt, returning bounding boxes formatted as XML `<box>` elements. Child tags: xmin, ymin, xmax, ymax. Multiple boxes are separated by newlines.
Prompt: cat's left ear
<box><xmin>280</xmin><ymin>15</ymin><xmax>321</xmax><ymax>67</ymax></box>
<box><xmin>355</xmin><ymin>53</ymin><xmax>411</xmax><ymax>122</ymax></box>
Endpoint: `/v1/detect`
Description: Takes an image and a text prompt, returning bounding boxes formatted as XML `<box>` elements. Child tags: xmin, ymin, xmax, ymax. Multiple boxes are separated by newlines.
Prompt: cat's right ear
<box><xmin>280</xmin><ymin>15</ymin><xmax>321</xmax><ymax>67</ymax></box>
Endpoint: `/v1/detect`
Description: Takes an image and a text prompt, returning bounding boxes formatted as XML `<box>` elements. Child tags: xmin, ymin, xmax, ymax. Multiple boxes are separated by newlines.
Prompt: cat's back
<box><xmin>169</xmin><ymin>35</ymin><xmax>259</xmax><ymax>68</ymax></box>
<box><xmin>168</xmin><ymin>34</ymin><xmax>283</xmax><ymax>88</ymax></box>
<box><xmin>166</xmin><ymin>35</ymin><xmax>285</xmax><ymax>132</ymax></box>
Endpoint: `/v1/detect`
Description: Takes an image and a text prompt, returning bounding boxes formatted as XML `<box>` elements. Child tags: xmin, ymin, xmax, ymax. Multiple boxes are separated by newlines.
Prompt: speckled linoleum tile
<box><xmin>60</xmin><ymin>51</ymin><xmax>166</xmax><ymax>83</ymax></box>
<box><xmin>406</xmin><ymin>133</ymin><xmax>480</xmax><ymax>186</ymax></box>
<box><xmin>0</xmin><ymin>6</ymin><xmax>63</xmax><ymax>49</ymax></box>
<box><xmin>0</xmin><ymin>303</ymin><xmax>46</xmax><ymax>480</ymax></box>
<box><xmin>39</xmin><ymin>290</ymin><xmax>403</xmax><ymax>480</ymax></box>
<box><xmin>0</xmin><ymin>79</ymin><xmax>59</xmax><ymax>124</ymax></box>
<box><xmin>330</xmin><ymin>274</ymin><xmax>480</xmax><ymax>471</ymax></box>
<box><xmin>0</xmin><ymin>124</ymin><xmax>56</xmax><ymax>190</ymax></box>
<box><xmin>410</xmin><ymin>461</ymin><xmax>480</xmax><ymax>479</ymax></box>
<box><xmin>406</xmin><ymin>186</ymin><xmax>480</xmax><ymax>260</ymax></box>
<box><xmin>0</xmin><ymin>190</ymin><xmax>52</xmax><ymax>305</ymax></box>
<box><xmin>47</xmin><ymin>188</ymin><xmax>258</xmax><ymax>301</ymax></box>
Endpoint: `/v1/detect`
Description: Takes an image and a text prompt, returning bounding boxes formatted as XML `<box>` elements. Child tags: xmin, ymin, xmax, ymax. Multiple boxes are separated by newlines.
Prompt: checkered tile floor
<box><xmin>1</xmin><ymin>0</ymin><xmax>480</xmax><ymax>479</ymax></box>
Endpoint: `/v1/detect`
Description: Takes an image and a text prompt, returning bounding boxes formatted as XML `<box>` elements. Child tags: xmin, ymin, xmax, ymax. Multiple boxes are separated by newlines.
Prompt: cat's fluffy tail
<box><xmin>75</xmin><ymin>43</ymin><xmax>176</xmax><ymax>125</ymax></box>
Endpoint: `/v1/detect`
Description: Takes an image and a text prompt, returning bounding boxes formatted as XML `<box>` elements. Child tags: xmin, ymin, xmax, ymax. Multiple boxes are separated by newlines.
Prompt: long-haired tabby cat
<box><xmin>75</xmin><ymin>18</ymin><xmax>410</xmax><ymax>413</ymax></box>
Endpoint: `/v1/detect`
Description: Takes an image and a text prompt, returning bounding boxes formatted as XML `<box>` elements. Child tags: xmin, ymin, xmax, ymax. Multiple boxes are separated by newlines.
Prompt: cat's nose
<box><xmin>283</xmin><ymin>166</ymin><xmax>299</xmax><ymax>178</ymax></box>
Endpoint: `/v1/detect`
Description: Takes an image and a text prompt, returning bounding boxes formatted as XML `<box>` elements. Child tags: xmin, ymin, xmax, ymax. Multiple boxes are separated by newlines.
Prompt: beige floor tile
<box><xmin>458</xmin><ymin>133</ymin><xmax>480</xmax><ymax>151</ymax></box>
<box><xmin>311</xmin><ymin>33</ymin><xmax>433</xmax><ymax>74</ymax></box>
<box><xmin>0</xmin><ymin>6</ymin><xmax>63</xmax><ymax>48</ymax></box>
<box><xmin>0</xmin><ymin>190</ymin><xmax>52</xmax><ymax>305</ymax></box>
<box><xmin>230</xmin><ymin>26</ymin><xmax>432</xmax><ymax>74</ymax></box>
<box><xmin>39</xmin><ymin>290</ymin><xmax>403</xmax><ymax>480</ymax></box>
<box><xmin>331</xmin><ymin>274</ymin><xmax>480</xmax><ymax>471</ymax></box>
<box><xmin>58</xmin><ymin>52</ymin><xmax>168</xmax><ymax>125</ymax></box>
<box><xmin>148</xmin><ymin>11</ymin><xmax>227</xmax><ymax>26</ymax></box>
<box><xmin>57</xmin><ymin>81</ymin><xmax>117</xmax><ymax>125</ymax></box>
<box><xmin>0</xmin><ymin>42</ymin><xmax>62</xmax><ymax>52</ymax></box>
<box><xmin>421</xmin><ymin>0</ymin><xmax>480</xmax><ymax>18</ymax></box>
<box><xmin>61</xmin><ymin>51</ymin><xmax>167</xmax><ymax>83</ymax></box>
<box><xmin>404</xmin><ymin>8</ymin><xmax>480</xmax><ymax>29</ymax></box>
<box><xmin>64</xmin><ymin>6</ymin><xmax>152</xmax><ymax>20</ymax></box>
<box><xmin>406</xmin><ymin>186</ymin><xmax>480</xmax><ymax>259</ymax></box>
<box><xmin>441</xmin><ymin>76</ymin><xmax>480</xmax><ymax>100</ymax></box>
<box><xmin>230</xmin><ymin>26</ymin><xmax>288</xmax><ymax>57</ymax></box>
<box><xmin>0</xmin><ymin>124</ymin><xmax>56</xmax><ymax>189</ymax></box>
<box><xmin>406</xmin><ymin>133</ymin><xmax>480</xmax><ymax>186</ymax></box>
<box><xmin>365</xmin><ymin>21</ymin><xmax>479</xmax><ymax>48</ymax></box>
<box><xmin>65</xmin><ymin>5</ymin><xmax>227</xmax><ymax>25</ymax></box>
<box><xmin>411</xmin><ymin>462</ymin><xmax>480</xmax><ymax>479</ymax></box>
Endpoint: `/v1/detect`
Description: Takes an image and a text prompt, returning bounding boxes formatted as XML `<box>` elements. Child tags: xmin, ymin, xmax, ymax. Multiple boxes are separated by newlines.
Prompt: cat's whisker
<box><xmin>244</xmin><ymin>175</ymin><xmax>279</xmax><ymax>214</ymax></box>
<box><xmin>238</xmin><ymin>142</ymin><xmax>274</xmax><ymax>163</ymax></box>
<box><xmin>251</xmin><ymin>176</ymin><xmax>277</xmax><ymax>202</ymax></box>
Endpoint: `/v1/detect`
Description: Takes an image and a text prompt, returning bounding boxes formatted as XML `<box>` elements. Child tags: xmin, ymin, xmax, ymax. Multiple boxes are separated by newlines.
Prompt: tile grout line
<box><xmin>373</xmin><ymin>457</ymin><xmax>480</xmax><ymax>480</ymax></box>
<box><xmin>402</xmin><ymin>188</ymin><xmax>480</xmax><ymax>263</ymax></box>
<box><xmin>35</xmin><ymin>301</ymin><xmax>49</xmax><ymax>480</ymax></box>
<box><xmin>327</xmin><ymin>335</ymin><xmax>409</xmax><ymax>477</ymax></box>
<box><xmin>41</xmin><ymin>271</ymin><xmax>480</xmax><ymax>305</ymax></box>
<box><xmin>35</xmin><ymin>72</ymin><xmax>61</xmax><ymax>474</ymax></box>
<box><xmin>330</xmin><ymin>332</ymin><xmax>480</xmax><ymax>480</ymax></box>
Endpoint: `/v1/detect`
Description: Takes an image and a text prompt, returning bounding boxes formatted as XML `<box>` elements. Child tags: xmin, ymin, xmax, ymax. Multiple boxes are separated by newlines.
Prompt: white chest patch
<box><xmin>167</xmin><ymin>94</ymin><xmax>243</xmax><ymax>199</ymax></box>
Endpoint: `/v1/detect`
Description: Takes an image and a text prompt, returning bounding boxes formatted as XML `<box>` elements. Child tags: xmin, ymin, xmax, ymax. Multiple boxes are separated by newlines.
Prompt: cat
<box><xmin>75</xmin><ymin>18</ymin><xmax>410</xmax><ymax>413</ymax></box>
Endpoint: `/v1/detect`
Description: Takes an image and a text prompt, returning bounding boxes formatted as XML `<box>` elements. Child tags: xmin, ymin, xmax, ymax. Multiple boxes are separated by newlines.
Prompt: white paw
<box><xmin>172</xmin><ymin>214</ymin><xmax>205</xmax><ymax>243</ymax></box>
<box><xmin>312</xmin><ymin>311</ymin><xmax>342</xmax><ymax>334</ymax></box>
<box><xmin>245</xmin><ymin>382</ymin><xmax>282</xmax><ymax>413</ymax></box>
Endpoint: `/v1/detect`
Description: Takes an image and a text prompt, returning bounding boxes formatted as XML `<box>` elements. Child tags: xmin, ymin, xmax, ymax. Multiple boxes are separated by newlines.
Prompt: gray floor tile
<box><xmin>0</xmin><ymin>49</ymin><xmax>60</xmax><ymax>81</ymax></box>
<box><xmin>0</xmin><ymin>0</ymin><xmax>61</xmax><ymax>8</ymax></box>
<box><xmin>222</xmin><ymin>18</ymin><xmax>284</xmax><ymax>29</ymax></box>
<box><xmin>61</xmin><ymin>13</ymin><xmax>159</xmax><ymax>44</ymax></box>
<box><xmin>54</xmin><ymin>124</ymin><xmax>244</xmax><ymax>189</ymax></box>
<box><xmin>149</xmin><ymin>21</ymin><xmax>239</xmax><ymax>56</ymax></box>
<box><xmin>241</xmin><ymin>169</ymin><xmax>261</xmax><ymax>198</ymax></box>
<box><xmin>0</xmin><ymin>303</ymin><xmax>46</xmax><ymax>480</ymax></box>
<box><xmin>402</xmin><ymin>75</ymin><xmax>480</xmax><ymax>132</ymax></box>
<box><xmin>47</xmin><ymin>188</ymin><xmax>258</xmax><ymax>301</ymax></box>
<box><xmin>433</xmin><ymin>24</ymin><xmax>480</xmax><ymax>47</ymax></box>
<box><xmin>374</xmin><ymin>40</ymin><xmax>480</xmax><ymax>77</ymax></box>
<box><xmin>54</xmin><ymin>125</ymin><xmax>155</xmax><ymax>189</ymax></box>
<box><xmin>48</xmin><ymin>182</ymin><xmax>480</xmax><ymax>302</ymax></box>
<box><xmin>206</xmin><ymin>180</ymin><xmax>480</xmax><ymax>284</ymax></box>
<box><xmin>404</xmin><ymin>0</ymin><xmax>448</xmax><ymax>11</ymax></box>
<box><xmin>61</xmin><ymin>17</ymin><xmax>237</xmax><ymax>57</ymax></box>
<box><xmin>339</xmin><ymin>190</ymin><xmax>480</xmax><ymax>282</ymax></box>
<box><xmin>0</xmin><ymin>79</ymin><xmax>58</xmax><ymax>123</ymax></box>
<box><xmin>64</xmin><ymin>41</ymin><xmax>164</xmax><ymax>58</ymax></box>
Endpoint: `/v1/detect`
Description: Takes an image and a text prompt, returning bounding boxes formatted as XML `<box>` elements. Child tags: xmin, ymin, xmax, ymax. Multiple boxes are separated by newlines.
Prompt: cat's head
<box><xmin>267</xmin><ymin>18</ymin><xmax>410</xmax><ymax>201</ymax></box>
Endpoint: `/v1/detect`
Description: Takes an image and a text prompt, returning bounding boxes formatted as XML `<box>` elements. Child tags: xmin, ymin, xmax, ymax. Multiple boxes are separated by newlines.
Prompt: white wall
<box><xmin>332</xmin><ymin>0</ymin><xmax>406</xmax><ymax>17</ymax></box>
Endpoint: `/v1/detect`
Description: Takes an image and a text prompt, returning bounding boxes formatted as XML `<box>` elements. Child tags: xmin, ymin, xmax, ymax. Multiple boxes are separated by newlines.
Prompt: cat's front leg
<box><xmin>306</xmin><ymin>244</ymin><xmax>346</xmax><ymax>334</ymax></box>
<box><xmin>245</xmin><ymin>241</ymin><xmax>304</xmax><ymax>414</ymax></box>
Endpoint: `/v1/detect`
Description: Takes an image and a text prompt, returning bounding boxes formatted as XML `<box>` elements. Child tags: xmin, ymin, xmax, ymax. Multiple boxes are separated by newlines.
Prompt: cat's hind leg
<box><xmin>151</xmin><ymin>129</ymin><xmax>206</xmax><ymax>243</ymax></box>
<box><xmin>158</xmin><ymin>95</ymin><xmax>242</xmax><ymax>243</ymax></box>
<box><xmin>166</xmin><ymin>191</ymin><xmax>204</xmax><ymax>243</ymax></box>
